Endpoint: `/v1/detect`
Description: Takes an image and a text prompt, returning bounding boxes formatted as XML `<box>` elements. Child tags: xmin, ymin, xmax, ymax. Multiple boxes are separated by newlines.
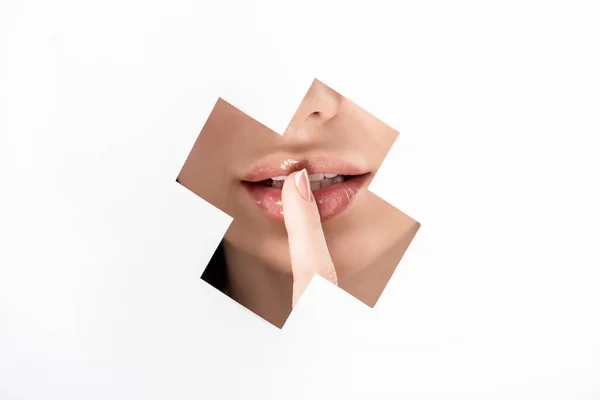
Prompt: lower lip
<box><xmin>242</xmin><ymin>174</ymin><xmax>371</xmax><ymax>223</ymax></box>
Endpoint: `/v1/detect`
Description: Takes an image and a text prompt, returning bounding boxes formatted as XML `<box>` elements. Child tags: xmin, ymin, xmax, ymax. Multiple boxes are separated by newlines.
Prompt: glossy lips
<box><xmin>242</xmin><ymin>156</ymin><xmax>370</xmax><ymax>222</ymax></box>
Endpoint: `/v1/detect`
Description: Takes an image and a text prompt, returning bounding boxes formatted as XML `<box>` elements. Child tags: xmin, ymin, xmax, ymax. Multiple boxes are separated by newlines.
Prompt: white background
<box><xmin>1</xmin><ymin>0</ymin><xmax>599</xmax><ymax>398</ymax></box>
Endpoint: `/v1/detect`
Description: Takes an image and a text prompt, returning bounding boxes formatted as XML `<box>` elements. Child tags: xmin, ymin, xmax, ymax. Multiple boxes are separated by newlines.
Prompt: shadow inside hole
<box><xmin>201</xmin><ymin>241</ymin><xmax>228</xmax><ymax>295</ymax></box>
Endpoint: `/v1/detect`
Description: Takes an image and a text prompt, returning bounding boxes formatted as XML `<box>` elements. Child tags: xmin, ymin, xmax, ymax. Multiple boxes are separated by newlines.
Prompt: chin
<box><xmin>229</xmin><ymin>235</ymin><xmax>294</xmax><ymax>274</ymax></box>
<box><xmin>258</xmin><ymin>251</ymin><xmax>294</xmax><ymax>275</ymax></box>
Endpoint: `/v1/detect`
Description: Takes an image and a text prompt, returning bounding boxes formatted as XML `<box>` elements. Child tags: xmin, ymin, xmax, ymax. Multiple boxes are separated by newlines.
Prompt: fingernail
<box><xmin>294</xmin><ymin>169</ymin><xmax>313</xmax><ymax>202</ymax></box>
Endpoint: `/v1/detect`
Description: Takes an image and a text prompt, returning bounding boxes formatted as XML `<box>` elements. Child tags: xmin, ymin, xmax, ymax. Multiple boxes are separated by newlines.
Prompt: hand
<box><xmin>281</xmin><ymin>169</ymin><xmax>338</xmax><ymax>307</ymax></box>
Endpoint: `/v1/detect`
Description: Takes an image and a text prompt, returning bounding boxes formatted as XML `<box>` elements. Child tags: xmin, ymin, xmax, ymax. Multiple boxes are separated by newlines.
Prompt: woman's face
<box><xmin>178</xmin><ymin>79</ymin><xmax>416</xmax><ymax>279</ymax></box>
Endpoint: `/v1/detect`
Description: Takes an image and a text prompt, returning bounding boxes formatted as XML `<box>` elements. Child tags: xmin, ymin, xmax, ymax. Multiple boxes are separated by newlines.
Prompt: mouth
<box><xmin>241</xmin><ymin>156</ymin><xmax>371</xmax><ymax>222</ymax></box>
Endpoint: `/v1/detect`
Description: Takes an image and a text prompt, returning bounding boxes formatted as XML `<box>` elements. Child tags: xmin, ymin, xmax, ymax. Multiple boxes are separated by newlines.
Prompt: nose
<box><xmin>283</xmin><ymin>79</ymin><xmax>342</xmax><ymax>138</ymax></box>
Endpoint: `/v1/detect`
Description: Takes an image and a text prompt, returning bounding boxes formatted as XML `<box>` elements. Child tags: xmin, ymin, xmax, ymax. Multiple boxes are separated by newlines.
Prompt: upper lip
<box><xmin>242</xmin><ymin>154</ymin><xmax>369</xmax><ymax>182</ymax></box>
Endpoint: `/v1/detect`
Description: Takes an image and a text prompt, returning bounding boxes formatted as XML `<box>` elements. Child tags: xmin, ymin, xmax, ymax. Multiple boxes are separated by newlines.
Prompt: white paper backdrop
<box><xmin>1</xmin><ymin>1</ymin><xmax>599</xmax><ymax>399</ymax></box>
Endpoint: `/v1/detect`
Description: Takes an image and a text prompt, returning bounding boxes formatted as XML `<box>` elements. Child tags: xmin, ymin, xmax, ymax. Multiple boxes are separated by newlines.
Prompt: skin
<box><xmin>177</xmin><ymin>79</ymin><xmax>420</xmax><ymax>328</ymax></box>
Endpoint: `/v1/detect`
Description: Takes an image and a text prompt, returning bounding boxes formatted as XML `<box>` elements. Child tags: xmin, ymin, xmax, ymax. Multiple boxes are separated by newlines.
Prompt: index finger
<box><xmin>282</xmin><ymin>169</ymin><xmax>338</xmax><ymax>307</ymax></box>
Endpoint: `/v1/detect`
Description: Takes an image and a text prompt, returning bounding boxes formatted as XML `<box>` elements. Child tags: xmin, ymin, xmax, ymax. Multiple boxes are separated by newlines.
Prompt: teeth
<box><xmin>320</xmin><ymin>179</ymin><xmax>333</xmax><ymax>189</ymax></box>
<box><xmin>271</xmin><ymin>179</ymin><xmax>284</xmax><ymax>189</ymax></box>
<box><xmin>265</xmin><ymin>173</ymin><xmax>347</xmax><ymax>190</ymax></box>
<box><xmin>271</xmin><ymin>173</ymin><xmax>338</xmax><ymax>181</ymax></box>
<box><xmin>309</xmin><ymin>175</ymin><xmax>346</xmax><ymax>191</ymax></box>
